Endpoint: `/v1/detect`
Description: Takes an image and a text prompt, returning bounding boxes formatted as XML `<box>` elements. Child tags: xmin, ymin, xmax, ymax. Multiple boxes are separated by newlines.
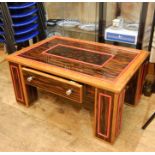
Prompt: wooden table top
<box><xmin>6</xmin><ymin>36</ymin><xmax>149</xmax><ymax>93</ymax></box>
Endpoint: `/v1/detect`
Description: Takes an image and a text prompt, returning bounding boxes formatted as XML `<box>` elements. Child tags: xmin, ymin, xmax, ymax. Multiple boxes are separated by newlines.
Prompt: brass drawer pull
<box><xmin>27</xmin><ymin>76</ymin><xmax>33</xmax><ymax>82</ymax></box>
<box><xmin>66</xmin><ymin>89</ymin><xmax>72</xmax><ymax>96</ymax></box>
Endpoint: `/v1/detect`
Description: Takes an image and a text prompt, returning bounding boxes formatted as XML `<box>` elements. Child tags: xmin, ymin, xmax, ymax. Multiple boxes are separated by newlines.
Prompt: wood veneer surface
<box><xmin>6</xmin><ymin>36</ymin><xmax>149</xmax><ymax>92</ymax></box>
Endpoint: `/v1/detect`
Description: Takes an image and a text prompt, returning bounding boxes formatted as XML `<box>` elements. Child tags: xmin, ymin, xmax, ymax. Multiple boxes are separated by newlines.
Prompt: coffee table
<box><xmin>6</xmin><ymin>36</ymin><xmax>149</xmax><ymax>143</ymax></box>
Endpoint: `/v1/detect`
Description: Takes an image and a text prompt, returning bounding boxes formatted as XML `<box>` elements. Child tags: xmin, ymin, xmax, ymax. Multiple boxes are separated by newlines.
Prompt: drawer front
<box><xmin>22</xmin><ymin>67</ymin><xmax>83</xmax><ymax>103</ymax></box>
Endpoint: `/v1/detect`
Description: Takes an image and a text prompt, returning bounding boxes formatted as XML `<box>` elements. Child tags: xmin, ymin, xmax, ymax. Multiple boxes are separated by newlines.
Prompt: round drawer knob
<box><xmin>66</xmin><ymin>89</ymin><xmax>72</xmax><ymax>96</ymax></box>
<box><xmin>27</xmin><ymin>76</ymin><xmax>33</xmax><ymax>82</ymax></box>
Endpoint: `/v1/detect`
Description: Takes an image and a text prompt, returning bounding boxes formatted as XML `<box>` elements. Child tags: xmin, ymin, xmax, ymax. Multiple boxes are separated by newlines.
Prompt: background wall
<box><xmin>44</xmin><ymin>2</ymin><xmax>98</xmax><ymax>23</ymax></box>
<box><xmin>121</xmin><ymin>3</ymin><xmax>142</xmax><ymax>23</ymax></box>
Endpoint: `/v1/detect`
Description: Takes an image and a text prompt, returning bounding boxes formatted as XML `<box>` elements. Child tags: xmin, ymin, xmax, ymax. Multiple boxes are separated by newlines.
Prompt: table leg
<box><xmin>125</xmin><ymin>61</ymin><xmax>148</xmax><ymax>106</ymax></box>
<box><xmin>95</xmin><ymin>88</ymin><xmax>125</xmax><ymax>143</ymax></box>
<box><xmin>9</xmin><ymin>62</ymin><xmax>38</xmax><ymax>106</ymax></box>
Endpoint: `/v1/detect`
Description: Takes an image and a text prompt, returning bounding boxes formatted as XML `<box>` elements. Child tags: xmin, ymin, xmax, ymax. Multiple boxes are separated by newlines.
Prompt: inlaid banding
<box><xmin>97</xmin><ymin>93</ymin><xmax>112</xmax><ymax>139</ymax></box>
<box><xmin>9</xmin><ymin>63</ymin><xmax>25</xmax><ymax>103</ymax></box>
<box><xmin>42</xmin><ymin>44</ymin><xmax>114</xmax><ymax>69</ymax></box>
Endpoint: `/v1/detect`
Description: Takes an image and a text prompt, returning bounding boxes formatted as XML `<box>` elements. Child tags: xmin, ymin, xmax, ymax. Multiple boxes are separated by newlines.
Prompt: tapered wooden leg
<box><xmin>95</xmin><ymin>88</ymin><xmax>125</xmax><ymax>143</ymax></box>
<box><xmin>9</xmin><ymin>62</ymin><xmax>38</xmax><ymax>106</ymax></box>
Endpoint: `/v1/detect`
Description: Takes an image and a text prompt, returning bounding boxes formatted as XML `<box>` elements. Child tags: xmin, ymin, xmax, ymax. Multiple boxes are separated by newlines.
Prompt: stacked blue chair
<box><xmin>8</xmin><ymin>2</ymin><xmax>39</xmax><ymax>44</ymax></box>
<box><xmin>0</xmin><ymin>7</ymin><xmax>5</xmax><ymax>43</ymax></box>
<box><xmin>0</xmin><ymin>2</ymin><xmax>46</xmax><ymax>53</ymax></box>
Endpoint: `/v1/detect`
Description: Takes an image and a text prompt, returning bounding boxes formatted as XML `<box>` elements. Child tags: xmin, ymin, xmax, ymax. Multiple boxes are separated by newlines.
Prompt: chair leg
<box><xmin>142</xmin><ymin>112</ymin><xmax>155</xmax><ymax>129</ymax></box>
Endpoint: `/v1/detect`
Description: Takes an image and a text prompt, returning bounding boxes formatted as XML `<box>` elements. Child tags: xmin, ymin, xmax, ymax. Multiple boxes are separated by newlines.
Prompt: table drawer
<box><xmin>22</xmin><ymin>67</ymin><xmax>83</xmax><ymax>103</ymax></box>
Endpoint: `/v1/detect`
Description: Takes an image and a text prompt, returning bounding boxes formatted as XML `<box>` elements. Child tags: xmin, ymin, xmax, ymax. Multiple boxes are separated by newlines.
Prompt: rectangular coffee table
<box><xmin>6</xmin><ymin>36</ymin><xmax>149</xmax><ymax>143</ymax></box>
